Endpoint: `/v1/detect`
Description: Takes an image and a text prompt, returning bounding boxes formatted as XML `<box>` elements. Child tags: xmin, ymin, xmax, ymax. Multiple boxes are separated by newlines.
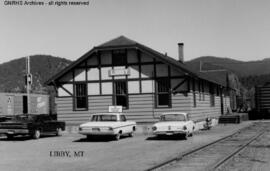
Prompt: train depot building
<box><xmin>46</xmin><ymin>36</ymin><xmax>235</xmax><ymax>125</ymax></box>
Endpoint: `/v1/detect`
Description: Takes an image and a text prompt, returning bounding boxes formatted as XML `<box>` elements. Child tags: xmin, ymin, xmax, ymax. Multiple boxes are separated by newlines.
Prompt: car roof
<box><xmin>161</xmin><ymin>112</ymin><xmax>188</xmax><ymax>116</ymax></box>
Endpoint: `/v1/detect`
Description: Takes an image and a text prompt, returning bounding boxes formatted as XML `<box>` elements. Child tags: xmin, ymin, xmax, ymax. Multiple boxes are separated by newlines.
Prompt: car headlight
<box><xmin>183</xmin><ymin>125</ymin><xmax>187</xmax><ymax>130</ymax></box>
<box><xmin>152</xmin><ymin>126</ymin><xmax>157</xmax><ymax>131</ymax></box>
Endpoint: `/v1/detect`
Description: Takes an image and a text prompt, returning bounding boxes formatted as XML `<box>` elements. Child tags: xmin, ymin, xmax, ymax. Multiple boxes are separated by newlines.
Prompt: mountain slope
<box><xmin>0</xmin><ymin>55</ymin><xmax>72</xmax><ymax>93</ymax></box>
<box><xmin>185</xmin><ymin>56</ymin><xmax>270</xmax><ymax>89</ymax></box>
<box><xmin>186</xmin><ymin>56</ymin><xmax>270</xmax><ymax>77</ymax></box>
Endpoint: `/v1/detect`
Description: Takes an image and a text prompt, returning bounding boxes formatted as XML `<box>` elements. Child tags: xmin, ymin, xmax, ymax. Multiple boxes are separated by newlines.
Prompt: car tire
<box><xmin>7</xmin><ymin>135</ymin><xmax>13</xmax><ymax>140</ymax></box>
<box><xmin>189</xmin><ymin>132</ymin><xmax>193</xmax><ymax>137</ymax></box>
<box><xmin>86</xmin><ymin>135</ymin><xmax>92</xmax><ymax>140</ymax></box>
<box><xmin>128</xmin><ymin>131</ymin><xmax>134</xmax><ymax>137</ymax></box>
<box><xmin>183</xmin><ymin>133</ymin><xmax>188</xmax><ymax>140</ymax></box>
<box><xmin>56</xmin><ymin>128</ymin><xmax>62</xmax><ymax>136</ymax></box>
<box><xmin>115</xmin><ymin>133</ymin><xmax>121</xmax><ymax>141</ymax></box>
<box><xmin>33</xmin><ymin>129</ymin><xmax>41</xmax><ymax>139</ymax></box>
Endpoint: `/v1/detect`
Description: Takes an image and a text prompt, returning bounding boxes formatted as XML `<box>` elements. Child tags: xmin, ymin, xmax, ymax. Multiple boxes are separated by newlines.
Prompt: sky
<box><xmin>1</xmin><ymin>0</ymin><xmax>270</xmax><ymax>64</ymax></box>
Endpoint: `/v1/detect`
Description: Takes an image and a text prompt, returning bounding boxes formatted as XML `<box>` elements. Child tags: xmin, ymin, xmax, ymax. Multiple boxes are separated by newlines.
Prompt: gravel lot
<box><xmin>0</xmin><ymin>121</ymin><xmax>254</xmax><ymax>171</ymax></box>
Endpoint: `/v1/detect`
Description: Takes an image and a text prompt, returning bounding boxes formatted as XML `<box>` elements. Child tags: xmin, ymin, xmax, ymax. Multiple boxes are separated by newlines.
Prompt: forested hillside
<box><xmin>0</xmin><ymin>55</ymin><xmax>72</xmax><ymax>93</ymax></box>
<box><xmin>186</xmin><ymin>56</ymin><xmax>270</xmax><ymax>89</ymax></box>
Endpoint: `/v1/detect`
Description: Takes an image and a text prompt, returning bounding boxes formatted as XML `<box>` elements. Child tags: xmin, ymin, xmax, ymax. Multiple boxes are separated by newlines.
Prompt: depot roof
<box><xmin>46</xmin><ymin>35</ymin><xmax>227</xmax><ymax>87</ymax></box>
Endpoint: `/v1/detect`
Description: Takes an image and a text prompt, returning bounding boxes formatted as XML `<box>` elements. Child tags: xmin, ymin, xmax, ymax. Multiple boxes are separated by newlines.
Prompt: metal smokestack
<box><xmin>178</xmin><ymin>43</ymin><xmax>184</xmax><ymax>63</ymax></box>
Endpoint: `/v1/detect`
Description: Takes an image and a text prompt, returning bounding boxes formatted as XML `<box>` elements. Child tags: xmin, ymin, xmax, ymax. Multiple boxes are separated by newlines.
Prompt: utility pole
<box><xmin>26</xmin><ymin>56</ymin><xmax>32</xmax><ymax>113</ymax></box>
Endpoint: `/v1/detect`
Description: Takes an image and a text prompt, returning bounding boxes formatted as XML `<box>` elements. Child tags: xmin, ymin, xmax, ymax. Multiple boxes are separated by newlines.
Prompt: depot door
<box><xmin>23</xmin><ymin>96</ymin><xmax>28</xmax><ymax>114</ymax></box>
<box><xmin>220</xmin><ymin>90</ymin><xmax>224</xmax><ymax>115</ymax></box>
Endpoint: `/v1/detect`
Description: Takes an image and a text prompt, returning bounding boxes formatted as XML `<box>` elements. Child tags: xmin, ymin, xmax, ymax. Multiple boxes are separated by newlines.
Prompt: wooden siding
<box><xmin>56</xmin><ymin>91</ymin><xmax>227</xmax><ymax>124</ymax></box>
<box><xmin>56</xmin><ymin>93</ymin><xmax>192</xmax><ymax>123</ymax></box>
<box><xmin>189</xmin><ymin>92</ymin><xmax>222</xmax><ymax>121</ymax></box>
<box><xmin>123</xmin><ymin>94</ymin><xmax>192</xmax><ymax>122</ymax></box>
<box><xmin>56</xmin><ymin>96</ymin><xmax>112</xmax><ymax>124</ymax></box>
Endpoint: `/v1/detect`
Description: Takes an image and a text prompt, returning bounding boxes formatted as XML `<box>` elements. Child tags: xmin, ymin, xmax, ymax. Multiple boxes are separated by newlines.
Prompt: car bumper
<box><xmin>79</xmin><ymin>130</ymin><xmax>115</xmax><ymax>136</ymax></box>
<box><xmin>0</xmin><ymin>129</ymin><xmax>29</xmax><ymax>135</ymax></box>
<box><xmin>153</xmin><ymin>130</ymin><xmax>187</xmax><ymax>135</ymax></box>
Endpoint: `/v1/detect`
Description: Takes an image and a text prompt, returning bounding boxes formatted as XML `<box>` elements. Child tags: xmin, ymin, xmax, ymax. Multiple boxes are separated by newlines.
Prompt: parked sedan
<box><xmin>79</xmin><ymin>113</ymin><xmax>136</xmax><ymax>140</ymax></box>
<box><xmin>0</xmin><ymin>114</ymin><xmax>65</xmax><ymax>139</ymax></box>
<box><xmin>152</xmin><ymin>112</ymin><xmax>195</xmax><ymax>139</ymax></box>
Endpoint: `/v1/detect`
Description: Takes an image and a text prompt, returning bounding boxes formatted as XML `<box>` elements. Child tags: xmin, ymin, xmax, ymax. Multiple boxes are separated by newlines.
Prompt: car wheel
<box><xmin>183</xmin><ymin>133</ymin><xmax>188</xmax><ymax>140</ymax></box>
<box><xmin>56</xmin><ymin>128</ymin><xmax>62</xmax><ymax>136</ymax></box>
<box><xmin>115</xmin><ymin>133</ymin><xmax>121</xmax><ymax>141</ymax></box>
<box><xmin>128</xmin><ymin>131</ymin><xmax>134</xmax><ymax>137</ymax></box>
<box><xmin>189</xmin><ymin>132</ymin><xmax>193</xmax><ymax>137</ymax></box>
<box><xmin>86</xmin><ymin>135</ymin><xmax>92</xmax><ymax>140</ymax></box>
<box><xmin>7</xmin><ymin>135</ymin><xmax>13</xmax><ymax>140</ymax></box>
<box><xmin>33</xmin><ymin>130</ymin><xmax>41</xmax><ymax>139</ymax></box>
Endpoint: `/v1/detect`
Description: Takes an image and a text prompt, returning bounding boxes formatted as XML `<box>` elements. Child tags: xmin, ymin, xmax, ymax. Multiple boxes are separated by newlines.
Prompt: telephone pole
<box><xmin>26</xmin><ymin>56</ymin><xmax>32</xmax><ymax>113</ymax></box>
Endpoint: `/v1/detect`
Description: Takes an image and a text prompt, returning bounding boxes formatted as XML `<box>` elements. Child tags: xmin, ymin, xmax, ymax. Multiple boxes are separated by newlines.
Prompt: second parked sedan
<box><xmin>152</xmin><ymin>112</ymin><xmax>195</xmax><ymax>139</ymax></box>
<box><xmin>79</xmin><ymin>113</ymin><xmax>136</xmax><ymax>141</ymax></box>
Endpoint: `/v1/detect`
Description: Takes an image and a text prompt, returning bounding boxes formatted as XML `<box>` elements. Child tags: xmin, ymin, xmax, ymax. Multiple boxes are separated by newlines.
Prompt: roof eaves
<box><xmin>94</xmin><ymin>44</ymin><xmax>138</xmax><ymax>51</ymax></box>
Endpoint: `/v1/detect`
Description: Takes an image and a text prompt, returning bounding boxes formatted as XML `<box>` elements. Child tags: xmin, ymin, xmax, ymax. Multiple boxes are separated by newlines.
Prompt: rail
<box><xmin>145</xmin><ymin>123</ymin><xmax>267</xmax><ymax>171</ymax></box>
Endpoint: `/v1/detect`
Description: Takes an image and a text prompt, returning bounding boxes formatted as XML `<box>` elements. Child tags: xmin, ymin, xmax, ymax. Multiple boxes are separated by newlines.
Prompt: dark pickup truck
<box><xmin>0</xmin><ymin>114</ymin><xmax>65</xmax><ymax>139</ymax></box>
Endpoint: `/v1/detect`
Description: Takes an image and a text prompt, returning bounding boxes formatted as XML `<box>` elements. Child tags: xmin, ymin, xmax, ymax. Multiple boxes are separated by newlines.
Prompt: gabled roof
<box><xmin>45</xmin><ymin>36</ymin><xmax>227</xmax><ymax>87</ymax></box>
<box><xmin>98</xmin><ymin>35</ymin><xmax>137</xmax><ymax>47</ymax></box>
<box><xmin>185</xmin><ymin>61</ymin><xmax>240</xmax><ymax>89</ymax></box>
<box><xmin>200</xmin><ymin>71</ymin><xmax>228</xmax><ymax>87</ymax></box>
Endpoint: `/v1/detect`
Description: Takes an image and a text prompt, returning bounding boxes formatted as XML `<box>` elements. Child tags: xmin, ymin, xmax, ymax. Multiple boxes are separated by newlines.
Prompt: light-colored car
<box><xmin>78</xmin><ymin>113</ymin><xmax>136</xmax><ymax>140</ymax></box>
<box><xmin>152</xmin><ymin>112</ymin><xmax>195</xmax><ymax>139</ymax></box>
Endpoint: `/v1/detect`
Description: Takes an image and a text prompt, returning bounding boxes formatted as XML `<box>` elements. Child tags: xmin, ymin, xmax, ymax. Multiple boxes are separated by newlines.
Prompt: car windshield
<box><xmin>160</xmin><ymin>114</ymin><xmax>186</xmax><ymax>121</ymax></box>
<box><xmin>91</xmin><ymin>115</ymin><xmax>117</xmax><ymax>122</ymax></box>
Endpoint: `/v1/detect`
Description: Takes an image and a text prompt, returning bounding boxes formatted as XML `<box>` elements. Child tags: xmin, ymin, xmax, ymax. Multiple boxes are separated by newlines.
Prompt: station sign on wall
<box><xmin>108</xmin><ymin>106</ymin><xmax>123</xmax><ymax>113</ymax></box>
<box><xmin>109</xmin><ymin>68</ymin><xmax>130</xmax><ymax>77</ymax></box>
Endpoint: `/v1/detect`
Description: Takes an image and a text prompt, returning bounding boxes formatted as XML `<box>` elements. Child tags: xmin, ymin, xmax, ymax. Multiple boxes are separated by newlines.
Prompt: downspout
<box><xmin>152</xmin><ymin>71</ymin><xmax>156</xmax><ymax>119</ymax></box>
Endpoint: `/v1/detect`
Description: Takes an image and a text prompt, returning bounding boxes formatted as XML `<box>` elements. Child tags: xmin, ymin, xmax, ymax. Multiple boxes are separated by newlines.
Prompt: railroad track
<box><xmin>145</xmin><ymin>122</ymin><xmax>269</xmax><ymax>171</ymax></box>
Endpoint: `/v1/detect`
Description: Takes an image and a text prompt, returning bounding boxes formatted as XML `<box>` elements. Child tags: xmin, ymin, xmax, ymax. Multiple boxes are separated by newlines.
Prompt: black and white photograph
<box><xmin>1</xmin><ymin>0</ymin><xmax>270</xmax><ymax>170</ymax></box>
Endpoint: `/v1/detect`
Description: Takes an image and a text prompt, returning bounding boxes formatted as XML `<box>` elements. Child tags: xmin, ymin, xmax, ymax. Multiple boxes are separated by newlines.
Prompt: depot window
<box><xmin>112</xmin><ymin>50</ymin><xmax>127</xmax><ymax>66</ymax></box>
<box><xmin>156</xmin><ymin>78</ymin><xmax>171</xmax><ymax>108</ymax></box>
<box><xmin>114</xmin><ymin>81</ymin><xmax>128</xmax><ymax>109</ymax></box>
<box><xmin>74</xmin><ymin>83</ymin><xmax>88</xmax><ymax>110</ymax></box>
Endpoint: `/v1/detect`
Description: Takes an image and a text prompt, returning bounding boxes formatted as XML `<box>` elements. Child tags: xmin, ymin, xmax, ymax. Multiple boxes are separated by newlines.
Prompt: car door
<box><xmin>46</xmin><ymin>115</ymin><xmax>58</xmax><ymax>132</ymax></box>
<box><xmin>41</xmin><ymin>115</ymin><xmax>55</xmax><ymax>133</ymax></box>
<box><xmin>119</xmin><ymin>115</ymin><xmax>129</xmax><ymax>133</ymax></box>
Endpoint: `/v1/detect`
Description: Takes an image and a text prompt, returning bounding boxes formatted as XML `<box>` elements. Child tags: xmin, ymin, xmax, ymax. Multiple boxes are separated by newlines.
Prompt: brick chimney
<box><xmin>178</xmin><ymin>43</ymin><xmax>184</xmax><ymax>63</ymax></box>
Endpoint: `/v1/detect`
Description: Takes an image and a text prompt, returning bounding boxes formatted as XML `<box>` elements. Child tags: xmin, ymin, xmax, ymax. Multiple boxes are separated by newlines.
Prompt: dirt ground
<box><xmin>0</xmin><ymin>121</ymin><xmax>261</xmax><ymax>171</ymax></box>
